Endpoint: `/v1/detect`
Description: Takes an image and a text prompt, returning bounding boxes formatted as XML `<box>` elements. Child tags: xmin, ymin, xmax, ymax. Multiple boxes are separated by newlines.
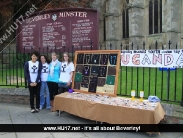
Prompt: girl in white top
<box><xmin>39</xmin><ymin>55</ymin><xmax>51</xmax><ymax>110</ymax></box>
<box><xmin>24</xmin><ymin>51</ymin><xmax>42</xmax><ymax>113</ymax></box>
<box><xmin>58</xmin><ymin>52</ymin><xmax>75</xmax><ymax>93</ymax></box>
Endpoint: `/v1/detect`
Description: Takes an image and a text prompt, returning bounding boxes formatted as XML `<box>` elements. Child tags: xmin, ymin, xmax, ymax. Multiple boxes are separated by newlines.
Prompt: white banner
<box><xmin>121</xmin><ymin>49</ymin><xmax>183</xmax><ymax>68</ymax></box>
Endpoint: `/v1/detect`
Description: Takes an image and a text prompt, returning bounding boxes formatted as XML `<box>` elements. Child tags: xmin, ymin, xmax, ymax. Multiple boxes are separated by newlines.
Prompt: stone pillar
<box><xmin>162</xmin><ymin>0</ymin><xmax>182</xmax><ymax>49</ymax></box>
<box><xmin>128</xmin><ymin>0</ymin><xmax>145</xmax><ymax>50</ymax></box>
<box><xmin>91</xmin><ymin>0</ymin><xmax>106</xmax><ymax>49</ymax></box>
<box><xmin>105</xmin><ymin>0</ymin><xmax>121</xmax><ymax>50</ymax></box>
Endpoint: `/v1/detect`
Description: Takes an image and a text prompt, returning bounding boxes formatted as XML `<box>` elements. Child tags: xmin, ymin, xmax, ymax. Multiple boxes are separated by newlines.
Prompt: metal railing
<box><xmin>0</xmin><ymin>40</ymin><xmax>182</xmax><ymax>106</ymax></box>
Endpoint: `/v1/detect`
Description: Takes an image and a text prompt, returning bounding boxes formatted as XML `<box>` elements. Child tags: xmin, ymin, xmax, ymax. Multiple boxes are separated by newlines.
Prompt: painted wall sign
<box><xmin>16</xmin><ymin>8</ymin><xmax>99</xmax><ymax>52</ymax></box>
<box><xmin>121</xmin><ymin>49</ymin><xmax>183</xmax><ymax>68</ymax></box>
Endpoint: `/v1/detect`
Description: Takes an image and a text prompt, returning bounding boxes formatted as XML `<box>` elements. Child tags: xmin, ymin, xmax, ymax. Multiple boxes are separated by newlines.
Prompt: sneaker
<box><xmin>35</xmin><ymin>108</ymin><xmax>40</xmax><ymax>113</ymax></box>
<box><xmin>39</xmin><ymin>106</ymin><xmax>43</xmax><ymax>110</ymax></box>
<box><xmin>46</xmin><ymin>106</ymin><xmax>51</xmax><ymax>110</ymax></box>
<box><xmin>31</xmin><ymin>109</ymin><xmax>35</xmax><ymax>113</ymax></box>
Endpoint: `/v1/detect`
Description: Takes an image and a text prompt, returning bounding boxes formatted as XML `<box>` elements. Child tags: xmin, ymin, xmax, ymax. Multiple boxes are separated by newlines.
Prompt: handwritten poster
<box><xmin>16</xmin><ymin>8</ymin><xmax>99</xmax><ymax>52</ymax></box>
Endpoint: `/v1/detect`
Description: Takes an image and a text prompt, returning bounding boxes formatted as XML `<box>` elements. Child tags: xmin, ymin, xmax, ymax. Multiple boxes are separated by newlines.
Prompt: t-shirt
<box><xmin>24</xmin><ymin>60</ymin><xmax>42</xmax><ymax>85</ymax></box>
<box><xmin>41</xmin><ymin>63</ymin><xmax>49</xmax><ymax>82</ymax></box>
<box><xmin>47</xmin><ymin>61</ymin><xmax>61</xmax><ymax>83</ymax></box>
<box><xmin>59</xmin><ymin>61</ymin><xmax>75</xmax><ymax>83</ymax></box>
<box><xmin>29</xmin><ymin>61</ymin><xmax>39</xmax><ymax>83</ymax></box>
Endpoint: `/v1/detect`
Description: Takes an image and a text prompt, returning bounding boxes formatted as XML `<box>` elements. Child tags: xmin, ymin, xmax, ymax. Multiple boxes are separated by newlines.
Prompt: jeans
<box><xmin>58</xmin><ymin>82</ymin><xmax>72</xmax><ymax>94</ymax></box>
<box><xmin>40</xmin><ymin>81</ymin><xmax>51</xmax><ymax>109</ymax></box>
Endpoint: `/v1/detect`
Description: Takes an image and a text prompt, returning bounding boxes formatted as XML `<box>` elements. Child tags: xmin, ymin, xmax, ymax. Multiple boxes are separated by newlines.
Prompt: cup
<box><xmin>140</xmin><ymin>91</ymin><xmax>144</xmax><ymax>102</ymax></box>
<box><xmin>131</xmin><ymin>90</ymin><xmax>135</xmax><ymax>100</ymax></box>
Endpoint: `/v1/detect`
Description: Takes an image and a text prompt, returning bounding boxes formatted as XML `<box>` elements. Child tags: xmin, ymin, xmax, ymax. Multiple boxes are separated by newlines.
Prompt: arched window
<box><xmin>149</xmin><ymin>0</ymin><xmax>162</xmax><ymax>34</ymax></box>
<box><xmin>122</xmin><ymin>0</ymin><xmax>129</xmax><ymax>38</ymax></box>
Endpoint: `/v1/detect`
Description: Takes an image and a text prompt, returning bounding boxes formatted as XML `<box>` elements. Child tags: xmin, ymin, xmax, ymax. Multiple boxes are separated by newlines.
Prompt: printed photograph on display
<box><xmin>72</xmin><ymin>50</ymin><xmax>121</xmax><ymax>96</ymax></box>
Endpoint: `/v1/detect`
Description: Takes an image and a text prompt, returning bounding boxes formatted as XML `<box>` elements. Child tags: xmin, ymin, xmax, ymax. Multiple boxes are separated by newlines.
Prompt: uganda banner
<box><xmin>121</xmin><ymin>49</ymin><xmax>183</xmax><ymax>68</ymax></box>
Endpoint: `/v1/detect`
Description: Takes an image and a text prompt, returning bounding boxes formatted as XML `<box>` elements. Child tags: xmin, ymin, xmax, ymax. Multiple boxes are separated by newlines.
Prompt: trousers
<box><xmin>28</xmin><ymin>82</ymin><xmax>40</xmax><ymax>109</ymax></box>
<box><xmin>40</xmin><ymin>81</ymin><xmax>51</xmax><ymax>109</ymax></box>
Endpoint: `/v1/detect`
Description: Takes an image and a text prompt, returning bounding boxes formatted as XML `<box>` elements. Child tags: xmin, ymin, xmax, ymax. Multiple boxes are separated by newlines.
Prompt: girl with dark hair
<box><xmin>58</xmin><ymin>52</ymin><xmax>75</xmax><ymax>94</ymax></box>
<box><xmin>24</xmin><ymin>51</ymin><xmax>42</xmax><ymax>113</ymax></box>
<box><xmin>39</xmin><ymin>54</ymin><xmax>51</xmax><ymax>110</ymax></box>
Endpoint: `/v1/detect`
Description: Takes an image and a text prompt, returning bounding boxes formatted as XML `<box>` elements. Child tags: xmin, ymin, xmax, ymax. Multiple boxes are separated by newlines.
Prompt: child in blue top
<box><xmin>47</xmin><ymin>52</ymin><xmax>61</xmax><ymax>111</ymax></box>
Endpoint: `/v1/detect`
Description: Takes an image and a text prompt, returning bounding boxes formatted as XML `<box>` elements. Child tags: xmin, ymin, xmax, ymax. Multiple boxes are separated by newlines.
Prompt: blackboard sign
<box><xmin>72</xmin><ymin>50</ymin><xmax>121</xmax><ymax>96</ymax></box>
<box><xmin>16</xmin><ymin>8</ymin><xmax>99</xmax><ymax>53</ymax></box>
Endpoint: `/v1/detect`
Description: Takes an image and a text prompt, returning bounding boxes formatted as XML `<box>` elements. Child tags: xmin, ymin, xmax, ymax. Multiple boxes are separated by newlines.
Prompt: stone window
<box><xmin>123</xmin><ymin>0</ymin><xmax>129</xmax><ymax>38</ymax></box>
<box><xmin>149</xmin><ymin>0</ymin><xmax>162</xmax><ymax>34</ymax></box>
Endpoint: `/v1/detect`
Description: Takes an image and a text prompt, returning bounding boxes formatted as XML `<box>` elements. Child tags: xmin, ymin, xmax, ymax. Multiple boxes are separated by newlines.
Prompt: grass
<box><xmin>0</xmin><ymin>66</ymin><xmax>25</xmax><ymax>87</ymax></box>
<box><xmin>0</xmin><ymin>66</ymin><xmax>182</xmax><ymax>103</ymax></box>
<box><xmin>117</xmin><ymin>67</ymin><xmax>183</xmax><ymax>103</ymax></box>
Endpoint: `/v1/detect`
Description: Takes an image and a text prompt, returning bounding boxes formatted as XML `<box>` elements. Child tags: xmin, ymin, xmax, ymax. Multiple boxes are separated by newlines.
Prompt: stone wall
<box><xmin>0</xmin><ymin>88</ymin><xmax>183</xmax><ymax>120</ymax></box>
<box><xmin>91</xmin><ymin>0</ymin><xmax>183</xmax><ymax>50</ymax></box>
<box><xmin>0</xmin><ymin>88</ymin><xmax>29</xmax><ymax>105</ymax></box>
<box><xmin>161</xmin><ymin>103</ymin><xmax>183</xmax><ymax>119</ymax></box>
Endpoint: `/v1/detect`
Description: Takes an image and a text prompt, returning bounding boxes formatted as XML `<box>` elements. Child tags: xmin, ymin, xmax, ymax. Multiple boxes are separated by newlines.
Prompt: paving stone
<box><xmin>0</xmin><ymin>101</ymin><xmax>183</xmax><ymax>138</ymax></box>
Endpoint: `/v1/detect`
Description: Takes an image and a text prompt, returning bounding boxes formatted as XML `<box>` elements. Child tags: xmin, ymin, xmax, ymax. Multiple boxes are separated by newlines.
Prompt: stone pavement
<box><xmin>0</xmin><ymin>103</ymin><xmax>183</xmax><ymax>138</ymax></box>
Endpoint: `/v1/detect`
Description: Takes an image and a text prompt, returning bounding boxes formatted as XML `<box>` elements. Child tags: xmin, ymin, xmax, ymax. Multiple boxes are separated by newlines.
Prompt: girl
<box><xmin>47</xmin><ymin>52</ymin><xmax>61</xmax><ymax>111</ymax></box>
<box><xmin>24</xmin><ymin>51</ymin><xmax>42</xmax><ymax>113</ymax></box>
<box><xmin>39</xmin><ymin>55</ymin><xmax>51</xmax><ymax>110</ymax></box>
<box><xmin>58</xmin><ymin>52</ymin><xmax>75</xmax><ymax>94</ymax></box>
